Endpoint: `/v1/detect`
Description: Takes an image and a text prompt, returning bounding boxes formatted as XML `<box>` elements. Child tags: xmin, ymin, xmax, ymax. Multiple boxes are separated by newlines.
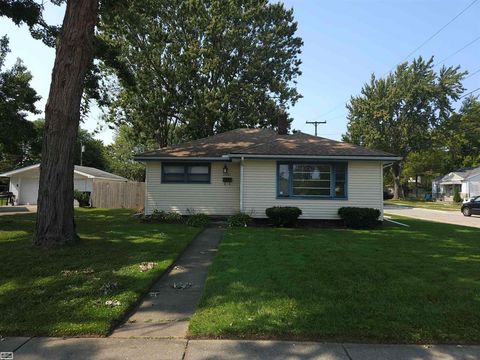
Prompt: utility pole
<box><xmin>80</xmin><ymin>141</ymin><xmax>85</xmax><ymax>166</ymax></box>
<box><xmin>305</xmin><ymin>120</ymin><xmax>326</xmax><ymax>136</ymax></box>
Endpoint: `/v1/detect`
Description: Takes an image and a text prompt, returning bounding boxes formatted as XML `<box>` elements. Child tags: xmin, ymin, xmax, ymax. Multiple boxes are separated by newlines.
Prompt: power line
<box><xmin>307</xmin><ymin>1</ymin><xmax>479</xmax><ymax>123</ymax></box>
<box><xmin>384</xmin><ymin>0</ymin><xmax>479</xmax><ymax>75</ymax></box>
<box><xmin>461</xmin><ymin>87</ymin><xmax>480</xmax><ymax>98</ymax></box>
<box><xmin>307</xmin><ymin>102</ymin><xmax>345</xmax><ymax>122</ymax></box>
<box><xmin>394</xmin><ymin>0</ymin><xmax>478</xmax><ymax>64</ymax></box>
<box><xmin>436</xmin><ymin>35</ymin><xmax>480</xmax><ymax>66</ymax></box>
<box><xmin>464</xmin><ymin>67</ymin><xmax>480</xmax><ymax>79</ymax></box>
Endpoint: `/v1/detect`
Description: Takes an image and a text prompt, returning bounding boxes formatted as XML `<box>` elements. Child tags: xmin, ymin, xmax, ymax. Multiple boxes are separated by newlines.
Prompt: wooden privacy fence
<box><xmin>91</xmin><ymin>180</ymin><xmax>145</xmax><ymax>210</ymax></box>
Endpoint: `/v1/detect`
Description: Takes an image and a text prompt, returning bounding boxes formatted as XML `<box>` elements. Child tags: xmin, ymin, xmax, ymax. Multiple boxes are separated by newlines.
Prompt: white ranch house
<box><xmin>135</xmin><ymin>128</ymin><xmax>401</xmax><ymax>220</ymax></box>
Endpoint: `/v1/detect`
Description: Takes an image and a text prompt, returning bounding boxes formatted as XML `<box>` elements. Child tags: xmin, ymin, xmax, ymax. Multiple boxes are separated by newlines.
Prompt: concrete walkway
<box><xmin>384</xmin><ymin>204</ymin><xmax>480</xmax><ymax>229</ymax></box>
<box><xmin>110</xmin><ymin>227</ymin><xmax>224</xmax><ymax>339</ymax></box>
<box><xmin>0</xmin><ymin>205</ymin><xmax>36</xmax><ymax>216</ymax></box>
<box><xmin>2</xmin><ymin>337</ymin><xmax>480</xmax><ymax>359</ymax></box>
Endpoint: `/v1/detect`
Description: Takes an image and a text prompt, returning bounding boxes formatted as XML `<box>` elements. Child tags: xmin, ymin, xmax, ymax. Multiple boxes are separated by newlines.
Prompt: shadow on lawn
<box><xmin>0</xmin><ymin>209</ymin><xmax>200</xmax><ymax>337</ymax></box>
<box><xmin>190</xmin><ymin>220</ymin><xmax>480</xmax><ymax>344</ymax></box>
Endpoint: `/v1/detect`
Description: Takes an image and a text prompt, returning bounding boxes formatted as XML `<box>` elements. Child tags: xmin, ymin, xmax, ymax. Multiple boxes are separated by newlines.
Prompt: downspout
<box><xmin>380</xmin><ymin>163</ymin><xmax>384</xmax><ymax>221</ymax></box>
<box><xmin>240</xmin><ymin>157</ymin><xmax>244</xmax><ymax>212</ymax></box>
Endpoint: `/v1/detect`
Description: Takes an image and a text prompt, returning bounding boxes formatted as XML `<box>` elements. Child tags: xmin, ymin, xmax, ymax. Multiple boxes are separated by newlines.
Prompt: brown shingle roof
<box><xmin>135</xmin><ymin>128</ymin><xmax>399</xmax><ymax>159</ymax></box>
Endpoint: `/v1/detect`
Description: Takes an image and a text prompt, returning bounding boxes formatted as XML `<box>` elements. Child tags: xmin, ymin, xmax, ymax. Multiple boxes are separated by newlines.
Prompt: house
<box><xmin>134</xmin><ymin>127</ymin><xmax>401</xmax><ymax>220</ymax></box>
<box><xmin>432</xmin><ymin>166</ymin><xmax>480</xmax><ymax>201</ymax></box>
<box><xmin>0</xmin><ymin>164</ymin><xmax>128</xmax><ymax>205</ymax></box>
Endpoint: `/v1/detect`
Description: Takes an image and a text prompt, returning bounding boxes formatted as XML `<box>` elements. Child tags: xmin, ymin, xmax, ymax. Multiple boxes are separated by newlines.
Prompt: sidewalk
<box><xmin>111</xmin><ymin>227</ymin><xmax>225</xmax><ymax>338</ymax></box>
<box><xmin>2</xmin><ymin>337</ymin><xmax>479</xmax><ymax>359</ymax></box>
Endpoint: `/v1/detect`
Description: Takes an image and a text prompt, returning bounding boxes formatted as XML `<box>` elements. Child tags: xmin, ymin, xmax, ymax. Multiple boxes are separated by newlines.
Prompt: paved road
<box><xmin>384</xmin><ymin>204</ymin><xmax>480</xmax><ymax>229</ymax></box>
<box><xmin>2</xmin><ymin>337</ymin><xmax>479</xmax><ymax>359</ymax></box>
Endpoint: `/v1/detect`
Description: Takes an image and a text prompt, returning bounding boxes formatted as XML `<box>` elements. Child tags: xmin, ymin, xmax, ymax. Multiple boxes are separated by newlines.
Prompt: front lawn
<box><xmin>0</xmin><ymin>208</ymin><xmax>201</xmax><ymax>336</ymax></box>
<box><xmin>385</xmin><ymin>199</ymin><xmax>460</xmax><ymax>211</ymax></box>
<box><xmin>189</xmin><ymin>218</ymin><xmax>480</xmax><ymax>343</ymax></box>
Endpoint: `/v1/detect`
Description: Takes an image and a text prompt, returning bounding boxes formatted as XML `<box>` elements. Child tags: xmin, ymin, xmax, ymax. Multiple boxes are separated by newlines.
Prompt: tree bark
<box><xmin>390</xmin><ymin>162</ymin><xmax>404</xmax><ymax>200</ymax></box>
<box><xmin>34</xmin><ymin>0</ymin><xmax>99</xmax><ymax>247</ymax></box>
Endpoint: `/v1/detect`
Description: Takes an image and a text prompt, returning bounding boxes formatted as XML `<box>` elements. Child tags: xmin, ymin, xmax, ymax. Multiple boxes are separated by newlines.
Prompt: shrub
<box><xmin>338</xmin><ymin>207</ymin><xmax>381</xmax><ymax>229</ymax></box>
<box><xmin>228</xmin><ymin>212</ymin><xmax>253</xmax><ymax>227</ymax></box>
<box><xmin>265</xmin><ymin>206</ymin><xmax>302</xmax><ymax>227</ymax></box>
<box><xmin>73</xmin><ymin>190</ymin><xmax>90</xmax><ymax>207</ymax></box>
<box><xmin>453</xmin><ymin>188</ymin><xmax>462</xmax><ymax>203</ymax></box>
<box><xmin>186</xmin><ymin>213</ymin><xmax>210</xmax><ymax>227</ymax></box>
<box><xmin>150</xmin><ymin>209</ymin><xmax>184</xmax><ymax>223</ymax></box>
<box><xmin>185</xmin><ymin>209</ymin><xmax>210</xmax><ymax>227</ymax></box>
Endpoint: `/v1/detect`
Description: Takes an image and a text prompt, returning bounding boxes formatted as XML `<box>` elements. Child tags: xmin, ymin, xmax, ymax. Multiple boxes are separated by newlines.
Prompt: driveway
<box><xmin>384</xmin><ymin>204</ymin><xmax>480</xmax><ymax>229</ymax></box>
<box><xmin>0</xmin><ymin>205</ymin><xmax>37</xmax><ymax>216</ymax></box>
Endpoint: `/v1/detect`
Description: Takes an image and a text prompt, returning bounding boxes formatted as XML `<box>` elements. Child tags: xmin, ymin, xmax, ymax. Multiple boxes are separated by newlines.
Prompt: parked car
<box><xmin>461</xmin><ymin>196</ymin><xmax>480</xmax><ymax>216</ymax></box>
<box><xmin>383</xmin><ymin>191</ymin><xmax>394</xmax><ymax>200</ymax></box>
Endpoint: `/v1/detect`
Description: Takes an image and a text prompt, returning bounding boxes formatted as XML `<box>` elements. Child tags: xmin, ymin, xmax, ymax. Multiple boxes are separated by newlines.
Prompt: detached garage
<box><xmin>0</xmin><ymin>164</ymin><xmax>128</xmax><ymax>205</ymax></box>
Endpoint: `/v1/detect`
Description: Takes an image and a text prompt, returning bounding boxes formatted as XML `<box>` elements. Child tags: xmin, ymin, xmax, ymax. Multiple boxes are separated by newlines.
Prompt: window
<box><xmin>293</xmin><ymin>164</ymin><xmax>331</xmax><ymax>196</ymax></box>
<box><xmin>278</xmin><ymin>164</ymin><xmax>290</xmax><ymax>196</ymax></box>
<box><xmin>277</xmin><ymin>162</ymin><xmax>347</xmax><ymax>198</ymax></box>
<box><xmin>162</xmin><ymin>163</ymin><xmax>211</xmax><ymax>183</ymax></box>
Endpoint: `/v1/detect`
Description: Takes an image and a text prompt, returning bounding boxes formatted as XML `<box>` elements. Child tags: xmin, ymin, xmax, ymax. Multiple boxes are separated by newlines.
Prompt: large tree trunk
<box><xmin>34</xmin><ymin>0</ymin><xmax>99</xmax><ymax>247</ymax></box>
<box><xmin>390</xmin><ymin>162</ymin><xmax>404</xmax><ymax>200</ymax></box>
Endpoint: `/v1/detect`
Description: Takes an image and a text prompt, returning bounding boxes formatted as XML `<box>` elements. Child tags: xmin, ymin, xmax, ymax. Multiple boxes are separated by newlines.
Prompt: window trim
<box><xmin>276</xmin><ymin>161</ymin><xmax>348</xmax><ymax>200</ymax></box>
<box><xmin>161</xmin><ymin>162</ymin><xmax>211</xmax><ymax>184</ymax></box>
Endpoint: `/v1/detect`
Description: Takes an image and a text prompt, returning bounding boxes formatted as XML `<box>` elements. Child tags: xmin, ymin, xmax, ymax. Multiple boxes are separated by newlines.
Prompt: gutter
<box><xmin>134</xmin><ymin>154</ymin><xmax>402</xmax><ymax>162</ymax></box>
<box><xmin>227</xmin><ymin>154</ymin><xmax>402</xmax><ymax>161</ymax></box>
<box><xmin>134</xmin><ymin>156</ymin><xmax>231</xmax><ymax>162</ymax></box>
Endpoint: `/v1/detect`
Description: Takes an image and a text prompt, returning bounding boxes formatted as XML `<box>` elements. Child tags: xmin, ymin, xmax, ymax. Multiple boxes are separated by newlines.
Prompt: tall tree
<box><xmin>105</xmin><ymin>125</ymin><xmax>155</xmax><ymax>181</ymax></box>
<box><xmin>35</xmin><ymin>0</ymin><xmax>99</xmax><ymax>246</ymax></box>
<box><xmin>343</xmin><ymin>57</ymin><xmax>465</xmax><ymax>199</ymax></box>
<box><xmin>441</xmin><ymin>96</ymin><xmax>480</xmax><ymax>169</ymax></box>
<box><xmin>0</xmin><ymin>35</ymin><xmax>40</xmax><ymax>173</ymax></box>
<box><xmin>74</xmin><ymin>129</ymin><xmax>109</xmax><ymax>170</ymax></box>
<box><xmin>99</xmin><ymin>0</ymin><xmax>303</xmax><ymax>147</ymax></box>
<box><xmin>1</xmin><ymin>1</ymin><xmax>132</xmax><ymax>246</ymax></box>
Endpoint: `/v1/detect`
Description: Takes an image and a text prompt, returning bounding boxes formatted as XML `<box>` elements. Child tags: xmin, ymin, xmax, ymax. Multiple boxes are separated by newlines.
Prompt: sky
<box><xmin>0</xmin><ymin>0</ymin><xmax>479</xmax><ymax>144</ymax></box>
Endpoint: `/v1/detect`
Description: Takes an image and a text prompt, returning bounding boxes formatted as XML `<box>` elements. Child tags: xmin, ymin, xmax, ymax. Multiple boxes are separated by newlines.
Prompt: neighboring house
<box><xmin>0</xmin><ymin>164</ymin><xmax>128</xmax><ymax>205</ymax></box>
<box><xmin>135</xmin><ymin>127</ymin><xmax>401</xmax><ymax>220</ymax></box>
<box><xmin>432</xmin><ymin>166</ymin><xmax>480</xmax><ymax>201</ymax></box>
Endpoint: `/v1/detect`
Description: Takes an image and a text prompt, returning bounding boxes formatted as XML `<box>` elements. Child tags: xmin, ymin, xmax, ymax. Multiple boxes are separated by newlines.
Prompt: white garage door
<box><xmin>20</xmin><ymin>178</ymin><xmax>39</xmax><ymax>205</ymax></box>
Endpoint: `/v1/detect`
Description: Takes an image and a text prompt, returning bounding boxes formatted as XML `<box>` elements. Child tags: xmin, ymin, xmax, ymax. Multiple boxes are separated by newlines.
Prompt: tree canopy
<box><xmin>441</xmin><ymin>96</ymin><xmax>480</xmax><ymax>169</ymax></box>
<box><xmin>343</xmin><ymin>57</ymin><xmax>465</xmax><ymax>198</ymax></box>
<box><xmin>99</xmin><ymin>0</ymin><xmax>303</xmax><ymax>147</ymax></box>
<box><xmin>0</xmin><ymin>35</ymin><xmax>41</xmax><ymax>173</ymax></box>
<box><xmin>105</xmin><ymin>125</ymin><xmax>156</xmax><ymax>181</ymax></box>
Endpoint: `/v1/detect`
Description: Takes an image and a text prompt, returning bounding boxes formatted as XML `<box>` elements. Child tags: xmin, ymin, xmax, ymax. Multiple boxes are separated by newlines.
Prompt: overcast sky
<box><xmin>1</xmin><ymin>0</ymin><xmax>478</xmax><ymax>144</ymax></box>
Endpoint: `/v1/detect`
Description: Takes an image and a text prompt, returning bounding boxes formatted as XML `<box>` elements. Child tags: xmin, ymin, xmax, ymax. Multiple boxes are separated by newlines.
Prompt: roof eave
<box><xmin>0</xmin><ymin>164</ymin><xmax>40</xmax><ymax>177</ymax></box>
<box><xmin>227</xmin><ymin>154</ymin><xmax>402</xmax><ymax>161</ymax></box>
<box><xmin>134</xmin><ymin>156</ymin><xmax>231</xmax><ymax>161</ymax></box>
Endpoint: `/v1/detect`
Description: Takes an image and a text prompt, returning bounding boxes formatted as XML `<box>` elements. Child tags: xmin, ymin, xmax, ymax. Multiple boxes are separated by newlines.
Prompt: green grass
<box><xmin>0</xmin><ymin>208</ymin><xmax>201</xmax><ymax>336</ymax></box>
<box><xmin>189</xmin><ymin>218</ymin><xmax>480</xmax><ymax>343</ymax></box>
<box><xmin>385</xmin><ymin>199</ymin><xmax>461</xmax><ymax>211</ymax></box>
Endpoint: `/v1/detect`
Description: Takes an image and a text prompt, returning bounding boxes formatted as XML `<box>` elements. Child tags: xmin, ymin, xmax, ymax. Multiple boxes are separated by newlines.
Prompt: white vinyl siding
<box><xmin>242</xmin><ymin>159</ymin><xmax>383</xmax><ymax>220</ymax></box>
<box><xmin>145</xmin><ymin>161</ymin><xmax>240</xmax><ymax>215</ymax></box>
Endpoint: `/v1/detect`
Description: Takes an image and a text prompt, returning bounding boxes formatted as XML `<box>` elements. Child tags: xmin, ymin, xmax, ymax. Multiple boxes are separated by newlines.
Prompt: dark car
<box><xmin>383</xmin><ymin>191</ymin><xmax>394</xmax><ymax>200</ymax></box>
<box><xmin>461</xmin><ymin>196</ymin><xmax>480</xmax><ymax>216</ymax></box>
